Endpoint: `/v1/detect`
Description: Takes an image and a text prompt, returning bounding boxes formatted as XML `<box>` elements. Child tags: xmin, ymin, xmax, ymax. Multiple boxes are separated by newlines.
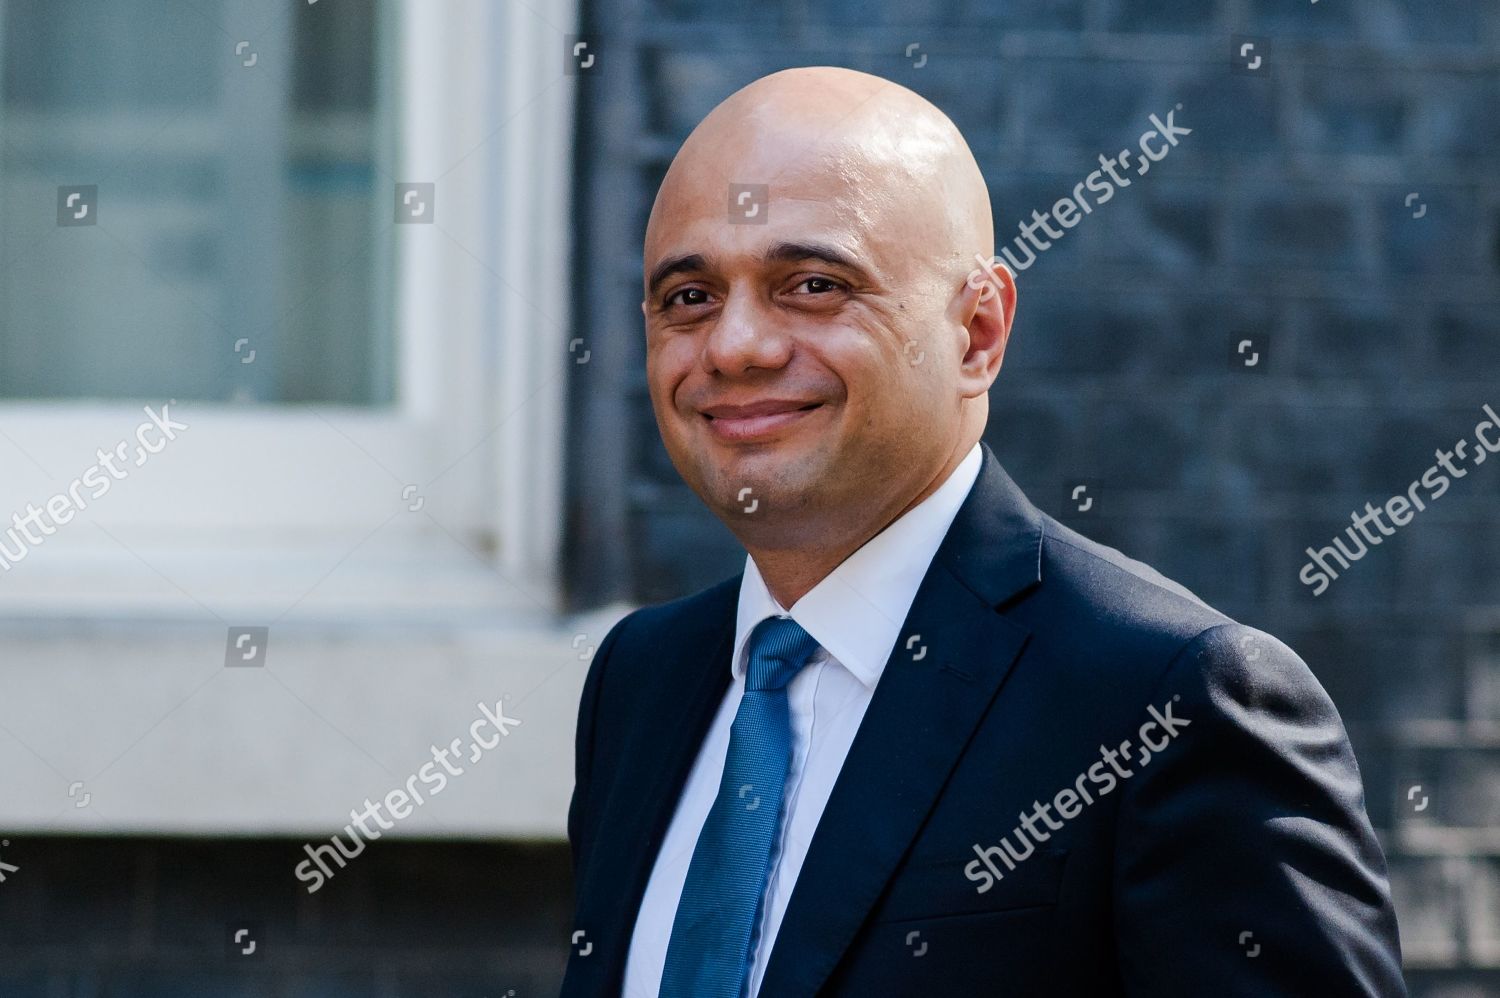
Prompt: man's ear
<box><xmin>956</xmin><ymin>257</ymin><xmax>1016</xmax><ymax>397</ymax></box>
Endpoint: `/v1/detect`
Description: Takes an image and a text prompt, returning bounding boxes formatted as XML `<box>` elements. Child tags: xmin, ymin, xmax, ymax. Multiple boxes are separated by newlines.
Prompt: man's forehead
<box><xmin>649</xmin><ymin>136</ymin><xmax>874</xmax><ymax>236</ymax></box>
<box><xmin>648</xmin><ymin>189</ymin><xmax>869</xmax><ymax>264</ymax></box>
<box><xmin>645</xmin><ymin>189</ymin><xmax>888</xmax><ymax>289</ymax></box>
<box><xmin>643</xmin><ymin>149</ymin><xmax>930</xmax><ymax>288</ymax></box>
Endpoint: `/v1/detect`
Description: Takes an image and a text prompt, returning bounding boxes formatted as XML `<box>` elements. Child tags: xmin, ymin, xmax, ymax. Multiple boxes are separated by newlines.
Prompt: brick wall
<box><xmin>564</xmin><ymin>0</ymin><xmax>1500</xmax><ymax>991</ymax></box>
<box><xmin>0</xmin><ymin>837</ymin><xmax>573</xmax><ymax>997</ymax></box>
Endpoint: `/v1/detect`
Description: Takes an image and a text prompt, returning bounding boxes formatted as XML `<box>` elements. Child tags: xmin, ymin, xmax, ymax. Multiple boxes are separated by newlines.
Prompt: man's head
<box><xmin>642</xmin><ymin>66</ymin><xmax>1016</xmax><ymax>556</ymax></box>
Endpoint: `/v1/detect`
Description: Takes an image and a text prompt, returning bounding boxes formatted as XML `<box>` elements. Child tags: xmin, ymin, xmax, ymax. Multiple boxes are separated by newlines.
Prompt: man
<box><xmin>562</xmin><ymin>67</ymin><xmax>1405</xmax><ymax>996</ymax></box>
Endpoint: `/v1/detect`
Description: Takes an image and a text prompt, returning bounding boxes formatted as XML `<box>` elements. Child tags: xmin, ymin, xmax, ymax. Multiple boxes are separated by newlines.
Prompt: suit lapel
<box><xmin>587</xmin><ymin>578</ymin><xmax>740</xmax><ymax>991</ymax></box>
<box><xmin>758</xmin><ymin>442</ymin><xmax>1045</xmax><ymax>997</ymax></box>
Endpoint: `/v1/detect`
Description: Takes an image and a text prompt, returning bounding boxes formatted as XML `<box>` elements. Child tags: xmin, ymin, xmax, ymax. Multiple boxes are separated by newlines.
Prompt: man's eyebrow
<box><xmin>646</xmin><ymin>242</ymin><xmax>869</xmax><ymax>299</ymax></box>
<box><xmin>646</xmin><ymin>253</ymin><xmax>709</xmax><ymax>299</ymax></box>
<box><xmin>760</xmin><ymin>240</ymin><xmax>864</xmax><ymax>273</ymax></box>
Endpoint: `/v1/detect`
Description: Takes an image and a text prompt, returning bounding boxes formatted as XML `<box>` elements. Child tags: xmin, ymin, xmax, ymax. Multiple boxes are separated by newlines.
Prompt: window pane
<box><xmin>0</xmin><ymin>0</ymin><xmax>394</xmax><ymax>404</ymax></box>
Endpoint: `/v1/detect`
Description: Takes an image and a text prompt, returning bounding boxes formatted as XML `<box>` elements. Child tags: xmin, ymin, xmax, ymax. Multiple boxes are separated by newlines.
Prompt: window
<box><xmin>1</xmin><ymin>0</ymin><xmax>392</xmax><ymax>404</ymax></box>
<box><xmin>0</xmin><ymin>0</ymin><xmax>575</xmax><ymax>621</ymax></box>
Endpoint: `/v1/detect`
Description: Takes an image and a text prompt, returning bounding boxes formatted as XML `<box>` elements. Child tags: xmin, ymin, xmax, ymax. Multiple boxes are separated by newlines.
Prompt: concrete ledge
<box><xmin>0</xmin><ymin>604</ymin><xmax>632</xmax><ymax>838</ymax></box>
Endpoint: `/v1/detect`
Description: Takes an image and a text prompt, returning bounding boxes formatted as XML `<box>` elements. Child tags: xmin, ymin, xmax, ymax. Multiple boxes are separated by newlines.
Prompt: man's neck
<box><xmin>747</xmin><ymin>437</ymin><xmax>975</xmax><ymax>608</ymax></box>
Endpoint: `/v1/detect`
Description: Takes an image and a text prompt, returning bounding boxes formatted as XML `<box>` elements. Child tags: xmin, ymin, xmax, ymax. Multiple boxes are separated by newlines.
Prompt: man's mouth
<box><xmin>700</xmin><ymin>400</ymin><xmax>825</xmax><ymax>442</ymax></box>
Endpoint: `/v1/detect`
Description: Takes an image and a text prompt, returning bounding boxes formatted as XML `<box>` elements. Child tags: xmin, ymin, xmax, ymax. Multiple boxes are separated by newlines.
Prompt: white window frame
<box><xmin>0</xmin><ymin>0</ymin><xmax>577</xmax><ymax>623</ymax></box>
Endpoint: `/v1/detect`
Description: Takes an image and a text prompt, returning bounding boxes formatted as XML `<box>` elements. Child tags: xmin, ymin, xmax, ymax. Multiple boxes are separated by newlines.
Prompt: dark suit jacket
<box><xmin>562</xmin><ymin>442</ymin><xmax>1406</xmax><ymax>996</ymax></box>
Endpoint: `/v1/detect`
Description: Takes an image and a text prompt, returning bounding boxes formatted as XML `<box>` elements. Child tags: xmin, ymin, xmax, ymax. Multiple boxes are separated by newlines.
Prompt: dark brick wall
<box><xmin>564</xmin><ymin>0</ymin><xmax>1500</xmax><ymax>991</ymax></box>
<box><xmin>0</xmin><ymin>837</ymin><xmax>572</xmax><ymax>997</ymax></box>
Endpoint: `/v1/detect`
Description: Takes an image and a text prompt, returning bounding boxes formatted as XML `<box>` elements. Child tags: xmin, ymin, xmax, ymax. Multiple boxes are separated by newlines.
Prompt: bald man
<box><xmin>562</xmin><ymin>68</ymin><xmax>1405</xmax><ymax>997</ymax></box>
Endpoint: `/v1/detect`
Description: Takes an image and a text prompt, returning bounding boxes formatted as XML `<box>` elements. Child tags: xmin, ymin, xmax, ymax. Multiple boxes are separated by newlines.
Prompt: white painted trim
<box><xmin>490</xmin><ymin>0</ymin><xmax>579</xmax><ymax>592</ymax></box>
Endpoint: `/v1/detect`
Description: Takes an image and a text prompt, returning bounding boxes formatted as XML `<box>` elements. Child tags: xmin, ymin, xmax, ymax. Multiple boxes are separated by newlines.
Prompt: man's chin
<box><xmin>706</xmin><ymin>463</ymin><xmax>828</xmax><ymax>518</ymax></box>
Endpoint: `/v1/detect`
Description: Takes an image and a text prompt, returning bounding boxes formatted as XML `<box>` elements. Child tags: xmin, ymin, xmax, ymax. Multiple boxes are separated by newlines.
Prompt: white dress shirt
<box><xmin>622</xmin><ymin>441</ymin><xmax>983</xmax><ymax>998</ymax></box>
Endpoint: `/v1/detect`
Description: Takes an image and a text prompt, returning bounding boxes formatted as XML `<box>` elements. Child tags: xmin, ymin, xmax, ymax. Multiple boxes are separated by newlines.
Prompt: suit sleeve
<box><xmin>567</xmin><ymin>610</ymin><xmax>635</xmax><ymax>879</ymax></box>
<box><xmin>1112</xmin><ymin>623</ymin><xmax>1406</xmax><ymax>996</ymax></box>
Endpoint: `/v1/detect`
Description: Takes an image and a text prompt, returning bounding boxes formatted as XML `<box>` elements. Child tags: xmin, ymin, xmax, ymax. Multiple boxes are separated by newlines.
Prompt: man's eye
<box><xmin>795</xmin><ymin>277</ymin><xmax>842</xmax><ymax>294</ymax></box>
<box><xmin>666</xmin><ymin>288</ymin><xmax>710</xmax><ymax>307</ymax></box>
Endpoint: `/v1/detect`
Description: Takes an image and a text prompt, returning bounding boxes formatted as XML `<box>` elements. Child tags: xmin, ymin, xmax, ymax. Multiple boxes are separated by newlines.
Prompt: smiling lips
<box><xmin>700</xmin><ymin>399</ymin><xmax>825</xmax><ymax>442</ymax></box>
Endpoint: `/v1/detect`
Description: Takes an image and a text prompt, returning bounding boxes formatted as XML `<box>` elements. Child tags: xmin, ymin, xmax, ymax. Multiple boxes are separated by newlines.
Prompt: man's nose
<box><xmin>702</xmin><ymin>290</ymin><xmax>791</xmax><ymax>376</ymax></box>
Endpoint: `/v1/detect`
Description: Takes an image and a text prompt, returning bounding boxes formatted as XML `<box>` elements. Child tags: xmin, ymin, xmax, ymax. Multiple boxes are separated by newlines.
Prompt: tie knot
<box><xmin>745</xmin><ymin>615</ymin><xmax>821</xmax><ymax>692</ymax></box>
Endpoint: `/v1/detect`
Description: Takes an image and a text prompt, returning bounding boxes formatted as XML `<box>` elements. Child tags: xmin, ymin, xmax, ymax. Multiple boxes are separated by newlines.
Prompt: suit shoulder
<box><xmin>1013</xmin><ymin>514</ymin><xmax>1253</xmax><ymax>685</ymax></box>
<box><xmin>601</xmin><ymin>573</ymin><xmax>742</xmax><ymax>661</ymax></box>
<box><xmin>1030</xmin><ymin>519</ymin><xmax>1329</xmax><ymax>712</ymax></box>
<box><xmin>1043</xmin><ymin>517</ymin><xmax>1226</xmax><ymax>631</ymax></box>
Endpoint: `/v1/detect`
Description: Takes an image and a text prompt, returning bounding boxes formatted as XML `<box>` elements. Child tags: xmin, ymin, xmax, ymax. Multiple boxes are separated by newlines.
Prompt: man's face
<box><xmin>642</xmin><ymin>143</ymin><xmax>966</xmax><ymax>542</ymax></box>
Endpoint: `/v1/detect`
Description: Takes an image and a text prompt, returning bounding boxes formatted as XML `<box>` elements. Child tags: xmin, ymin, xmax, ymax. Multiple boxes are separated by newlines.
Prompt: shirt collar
<box><xmin>731</xmin><ymin>441</ymin><xmax>984</xmax><ymax>690</ymax></box>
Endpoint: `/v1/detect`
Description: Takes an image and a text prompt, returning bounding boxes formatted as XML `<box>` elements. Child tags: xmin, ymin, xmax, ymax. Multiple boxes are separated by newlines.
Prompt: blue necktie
<box><xmin>658</xmin><ymin>614</ymin><xmax>822</xmax><ymax>998</ymax></box>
